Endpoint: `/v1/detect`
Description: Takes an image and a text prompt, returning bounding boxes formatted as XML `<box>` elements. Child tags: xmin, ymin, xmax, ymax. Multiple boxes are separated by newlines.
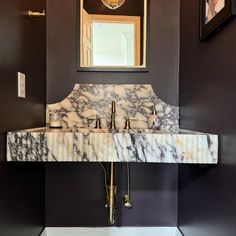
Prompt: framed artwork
<box><xmin>200</xmin><ymin>0</ymin><xmax>236</xmax><ymax>40</ymax></box>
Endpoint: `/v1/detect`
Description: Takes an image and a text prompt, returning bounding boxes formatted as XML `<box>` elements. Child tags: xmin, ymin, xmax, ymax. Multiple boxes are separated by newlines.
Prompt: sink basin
<box><xmin>7</xmin><ymin>126</ymin><xmax>218</xmax><ymax>164</ymax></box>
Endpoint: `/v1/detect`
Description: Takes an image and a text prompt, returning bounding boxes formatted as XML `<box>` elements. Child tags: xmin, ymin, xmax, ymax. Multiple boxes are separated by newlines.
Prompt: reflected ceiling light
<box><xmin>101</xmin><ymin>0</ymin><xmax>126</xmax><ymax>10</ymax></box>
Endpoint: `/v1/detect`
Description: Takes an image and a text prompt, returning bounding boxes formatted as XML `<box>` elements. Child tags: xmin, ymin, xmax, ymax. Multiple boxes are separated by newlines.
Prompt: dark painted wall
<box><xmin>0</xmin><ymin>164</ymin><xmax>45</xmax><ymax>236</ymax></box>
<box><xmin>46</xmin><ymin>163</ymin><xmax>178</xmax><ymax>227</ymax></box>
<box><xmin>84</xmin><ymin>0</ymin><xmax>144</xmax><ymax>16</ymax></box>
<box><xmin>0</xmin><ymin>0</ymin><xmax>46</xmax><ymax>235</ymax></box>
<box><xmin>178</xmin><ymin>0</ymin><xmax>236</xmax><ymax>235</ymax></box>
<box><xmin>46</xmin><ymin>0</ymin><xmax>180</xmax><ymax>227</ymax></box>
<box><xmin>46</xmin><ymin>0</ymin><xmax>179</xmax><ymax>106</ymax></box>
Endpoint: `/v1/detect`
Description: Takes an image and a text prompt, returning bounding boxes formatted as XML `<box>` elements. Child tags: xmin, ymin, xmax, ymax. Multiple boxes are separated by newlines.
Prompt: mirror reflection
<box><xmin>80</xmin><ymin>0</ymin><xmax>147</xmax><ymax>69</ymax></box>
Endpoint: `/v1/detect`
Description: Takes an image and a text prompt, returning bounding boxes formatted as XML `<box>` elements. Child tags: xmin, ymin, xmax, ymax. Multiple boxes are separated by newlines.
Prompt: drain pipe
<box><xmin>107</xmin><ymin>162</ymin><xmax>117</xmax><ymax>225</ymax></box>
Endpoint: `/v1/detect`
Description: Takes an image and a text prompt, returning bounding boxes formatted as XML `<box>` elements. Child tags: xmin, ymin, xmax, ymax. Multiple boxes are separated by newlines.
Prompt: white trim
<box><xmin>176</xmin><ymin>228</ymin><xmax>183</xmax><ymax>236</ymax></box>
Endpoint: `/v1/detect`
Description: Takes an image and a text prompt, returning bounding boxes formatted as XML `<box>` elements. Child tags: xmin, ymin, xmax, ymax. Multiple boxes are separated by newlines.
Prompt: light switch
<box><xmin>17</xmin><ymin>72</ymin><xmax>26</xmax><ymax>98</ymax></box>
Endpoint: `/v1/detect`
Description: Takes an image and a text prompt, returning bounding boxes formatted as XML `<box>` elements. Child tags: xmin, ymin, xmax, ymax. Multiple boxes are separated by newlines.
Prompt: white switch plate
<box><xmin>17</xmin><ymin>72</ymin><xmax>26</xmax><ymax>98</ymax></box>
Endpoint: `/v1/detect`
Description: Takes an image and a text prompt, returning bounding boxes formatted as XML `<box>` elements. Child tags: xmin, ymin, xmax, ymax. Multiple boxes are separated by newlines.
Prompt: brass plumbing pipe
<box><xmin>27</xmin><ymin>10</ymin><xmax>46</xmax><ymax>17</ymax></box>
<box><xmin>107</xmin><ymin>162</ymin><xmax>116</xmax><ymax>225</ymax></box>
<box><xmin>107</xmin><ymin>101</ymin><xmax>117</xmax><ymax>225</ymax></box>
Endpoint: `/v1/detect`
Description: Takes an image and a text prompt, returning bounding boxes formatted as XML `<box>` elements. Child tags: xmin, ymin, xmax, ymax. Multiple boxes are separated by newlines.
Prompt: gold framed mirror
<box><xmin>77</xmin><ymin>0</ymin><xmax>148</xmax><ymax>72</ymax></box>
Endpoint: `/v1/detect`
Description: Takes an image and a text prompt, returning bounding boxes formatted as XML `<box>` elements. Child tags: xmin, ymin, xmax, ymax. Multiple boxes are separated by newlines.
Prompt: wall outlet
<box><xmin>17</xmin><ymin>72</ymin><xmax>26</xmax><ymax>98</ymax></box>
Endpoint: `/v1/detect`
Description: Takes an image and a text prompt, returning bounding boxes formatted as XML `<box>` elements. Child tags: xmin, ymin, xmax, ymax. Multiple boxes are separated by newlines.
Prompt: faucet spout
<box><xmin>110</xmin><ymin>101</ymin><xmax>116</xmax><ymax>129</ymax></box>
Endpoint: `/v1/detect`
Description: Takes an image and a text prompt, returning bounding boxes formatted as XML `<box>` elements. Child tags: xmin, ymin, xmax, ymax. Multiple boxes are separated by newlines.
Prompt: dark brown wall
<box><xmin>46</xmin><ymin>163</ymin><xmax>178</xmax><ymax>227</ymax></box>
<box><xmin>84</xmin><ymin>0</ymin><xmax>144</xmax><ymax>16</ymax></box>
<box><xmin>0</xmin><ymin>163</ymin><xmax>45</xmax><ymax>236</ymax></box>
<box><xmin>178</xmin><ymin>0</ymin><xmax>236</xmax><ymax>235</ymax></box>
<box><xmin>46</xmin><ymin>0</ymin><xmax>180</xmax><ymax>227</ymax></box>
<box><xmin>0</xmin><ymin>0</ymin><xmax>46</xmax><ymax>235</ymax></box>
<box><xmin>46</xmin><ymin>0</ymin><xmax>179</xmax><ymax>106</ymax></box>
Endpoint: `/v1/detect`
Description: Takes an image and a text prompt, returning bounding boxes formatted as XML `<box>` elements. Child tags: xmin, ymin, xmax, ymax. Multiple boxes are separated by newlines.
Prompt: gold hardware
<box><xmin>111</xmin><ymin>114</ymin><xmax>116</xmax><ymax>129</ymax></box>
<box><xmin>123</xmin><ymin>194</ymin><xmax>132</xmax><ymax>208</ymax></box>
<box><xmin>107</xmin><ymin>162</ymin><xmax>116</xmax><ymax>225</ymax></box>
<box><xmin>27</xmin><ymin>10</ymin><xmax>46</xmax><ymax>17</ymax></box>
<box><xmin>111</xmin><ymin>101</ymin><xmax>116</xmax><ymax>113</ymax></box>
<box><xmin>95</xmin><ymin>116</ymin><xmax>102</xmax><ymax>129</ymax></box>
<box><xmin>151</xmin><ymin>105</ymin><xmax>157</xmax><ymax>115</ymax></box>
<box><xmin>110</xmin><ymin>101</ymin><xmax>116</xmax><ymax>129</ymax></box>
<box><xmin>124</xmin><ymin>117</ymin><xmax>131</xmax><ymax>130</ymax></box>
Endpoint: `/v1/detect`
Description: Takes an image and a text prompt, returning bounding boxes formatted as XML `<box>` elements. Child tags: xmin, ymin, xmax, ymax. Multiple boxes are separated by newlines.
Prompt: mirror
<box><xmin>78</xmin><ymin>0</ymin><xmax>148</xmax><ymax>71</ymax></box>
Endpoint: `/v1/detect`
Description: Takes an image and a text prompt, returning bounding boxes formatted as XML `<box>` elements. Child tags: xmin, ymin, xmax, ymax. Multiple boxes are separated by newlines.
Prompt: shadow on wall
<box><xmin>0</xmin><ymin>0</ymin><xmax>46</xmax><ymax>235</ymax></box>
<box><xmin>0</xmin><ymin>134</ymin><xmax>6</xmax><ymax>162</ymax></box>
<box><xmin>0</xmin><ymin>162</ymin><xmax>45</xmax><ymax>236</ymax></box>
<box><xmin>179</xmin><ymin>135</ymin><xmax>236</xmax><ymax>236</ymax></box>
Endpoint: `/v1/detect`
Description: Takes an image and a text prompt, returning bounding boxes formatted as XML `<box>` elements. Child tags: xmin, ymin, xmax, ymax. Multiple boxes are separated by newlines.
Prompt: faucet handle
<box><xmin>95</xmin><ymin>115</ymin><xmax>102</xmax><ymax>129</ymax></box>
<box><xmin>87</xmin><ymin>115</ymin><xmax>105</xmax><ymax>129</ymax></box>
<box><xmin>124</xmin><ymin>117</ymin><xmax>131</xmax><ymax>130</ymax></box>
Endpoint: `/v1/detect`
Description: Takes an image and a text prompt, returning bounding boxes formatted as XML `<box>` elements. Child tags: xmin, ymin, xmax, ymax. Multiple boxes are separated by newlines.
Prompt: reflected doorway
<box><xmin>81</xmin><ymin>10</ymin><xmax>141</xmax><ymax>67</ymax></box>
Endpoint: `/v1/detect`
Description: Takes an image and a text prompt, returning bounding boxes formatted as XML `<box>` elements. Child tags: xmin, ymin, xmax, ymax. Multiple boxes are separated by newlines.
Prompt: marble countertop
<box><xmin>13</xmin><ymin>127</ymin><xmax>202</xmax><ymax>134</ymax></box>
<box><xmin>7</xmin><ymin>127</ymin><xmax>218</xmax><ymax>164</ymax></box>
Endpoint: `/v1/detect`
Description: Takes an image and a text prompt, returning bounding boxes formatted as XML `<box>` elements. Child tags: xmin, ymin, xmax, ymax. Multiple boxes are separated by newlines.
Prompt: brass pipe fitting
<box><xmin>27</xmin><ymin>10</ymin><xmax>46</xmax><ymax>17</ymax></box>
<box><xmin>107</xmin><ymin>162</ymin><xmax>116</xmax><ymax>225</ymax></box>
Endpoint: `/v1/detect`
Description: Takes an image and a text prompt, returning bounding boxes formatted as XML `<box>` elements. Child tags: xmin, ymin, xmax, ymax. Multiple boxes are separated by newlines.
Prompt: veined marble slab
<box><xmin>7</xmin><ymin>127</ymin><xmax>218</xmax><ymax>164</ymax></box>
<box><xmin>47</xmin><ymin>84</ymin><xmax>179</xmax><ymax>131</ymax></box>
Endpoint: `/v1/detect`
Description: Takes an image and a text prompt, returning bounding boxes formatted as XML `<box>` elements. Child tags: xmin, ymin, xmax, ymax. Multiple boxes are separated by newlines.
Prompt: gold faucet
<box><xmin>110</xmin><ymin>101</ymin><xmax>116</xmax><ymax>129</ymax></box>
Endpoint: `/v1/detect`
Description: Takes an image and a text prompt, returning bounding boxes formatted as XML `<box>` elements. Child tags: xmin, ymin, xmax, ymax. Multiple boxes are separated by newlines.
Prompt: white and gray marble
<box><xmin>7</xmin><ymin>84</ymin><xmax>218</xmax><ymax>164</ymax></box>
<box><xmin>7</xmin><ymin>127</ymin><xmax>218</xmax><ymax>164</ymax></box>
<box><xmin>46</xmin><ymin>84</ymin><xmax>179</xmax><ymax>131</ymax></box>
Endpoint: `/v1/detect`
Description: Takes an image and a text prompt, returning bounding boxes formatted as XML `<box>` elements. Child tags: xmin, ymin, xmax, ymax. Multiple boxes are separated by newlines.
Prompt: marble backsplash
<box><xmin>47</xmin><ymin>84</ymin><xmax>179</xmax><ymax>130</ymax></box>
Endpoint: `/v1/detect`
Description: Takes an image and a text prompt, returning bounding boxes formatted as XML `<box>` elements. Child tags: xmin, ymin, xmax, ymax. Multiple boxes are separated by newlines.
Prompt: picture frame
<box><xmin>200</xmin><ymin>0</ymin><xmax>236</xmax><ymax>40</ymax></box>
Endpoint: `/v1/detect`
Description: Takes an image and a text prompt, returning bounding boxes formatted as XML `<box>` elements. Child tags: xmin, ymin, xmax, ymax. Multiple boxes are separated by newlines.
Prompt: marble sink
<box><xmin>7</xmin><ymin>127</ymin><xmax>218</xmax><ymax>164</ymax></box>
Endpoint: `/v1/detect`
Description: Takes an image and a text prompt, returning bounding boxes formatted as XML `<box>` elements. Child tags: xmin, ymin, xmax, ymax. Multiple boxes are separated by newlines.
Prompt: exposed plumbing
<box><xmin>98</xmin><ymin>101</ymin><xmax>132</xmax><ymax>225</ymax></box>
<box><xmin>99</xmin><ymin>162</ymin><xmax>133</xmax><ymax>224</ymax></box>
<box><xmin>107</xmin><ymin>162</ymin><xmax>117</xmax><ymax>225</ymax></box>
<box><xmin>98</xmin><ymin>162</ymin><xmax>108</xmax><ymax>196</ymax></box>
<box><xmin>123</xmin><ymin>163</ymin><xmax>132</xmax><ymax>208</ymax></box>
<box><xmin>106</xmin><ymin>101</ymin><xmax>117</xmax><ymax>225</ymax></box>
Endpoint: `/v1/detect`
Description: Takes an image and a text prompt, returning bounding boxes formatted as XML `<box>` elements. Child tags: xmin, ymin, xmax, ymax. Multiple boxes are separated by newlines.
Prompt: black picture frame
<box><xmin>76</xmin><ymin>0</ymin><xmax>150</xmax><ymax>72</ymax></box>
<box><xmin>200</xmin><ymin>0</ymin><xmax>236</xmax><ymax>40</ymax></box>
